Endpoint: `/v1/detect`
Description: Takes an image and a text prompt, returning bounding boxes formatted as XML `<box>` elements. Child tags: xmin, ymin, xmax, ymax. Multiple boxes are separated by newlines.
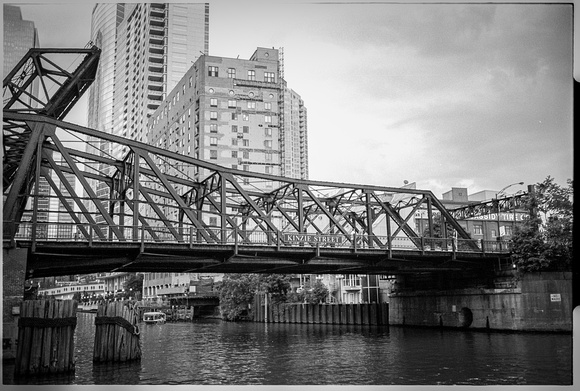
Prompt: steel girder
<box><xmin>447</xmin><ymin>194</ymin><xmax>529</xmax><ymax>220</ymax></box>
<box><xmin>3</xmin><ymin>111</ymin><xmax>480</xmax><ymax>254</ymax></box>
<box><xmin>3</xmin><ymin>47</ymin><xmax>100</xmax><ymax>231</ymax></box>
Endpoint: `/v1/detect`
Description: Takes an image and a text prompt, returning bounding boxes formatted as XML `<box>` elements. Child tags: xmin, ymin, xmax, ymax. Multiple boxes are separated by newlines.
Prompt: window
<box><xmin>228</xmin><ymin>99</ymin><xmax>236</xmax><ymax>108</ymax></box>
<box><xmin>210</xmin><ymin>111</ymin><xmax>218</xmax><ymax>120</ymax></box>
<box><xmin>208</xmin><ymin>66</ymin><xmax>219</xmax><ymax>77</ymax></box>
<box><xmin>247</xmin><ymin>70</ymin><xmax>256</xmax><ymax>80</ymax></box>
<box><xmin>210</xmin><ymin>124</ymin><xmax>217</xmax><ymax>133</ymax></box>
<box><xmin>227</xmin><ymin>68</ymin><xmax>236</xmax><ymax>78</ymax></box>
<box><xmin>189</xmin><ymin>76</ymin><xmax>193</xmax><ymax>88</ymax></box>
<box><xmin>265</xmin><ymin>166</ymin><xmax>271</xmax><ymax>174</ymax></box>
<box><xmin>243</xmin><ymin>165</ymin><xmax>249</xmax><ymax>171</ymax></box>
<box><xmin>231</xmin><ymin>138</ymin><xmax>238</xmax><ymax>146</ymax></box>
<box><xmin>243</xmin><ymin>139</ymin><xmax>250</xmax><ymax>147</ymax></box>
<box><xmin>264</xmin><ymin>140</ymin><xmax>272</xmax><ymax>149</ymax></box>
<box><xmin>231</xmin><ymin>125</ymin><xmax>238</xmax><ymax>133</ymax></box>
<box><xmin>242</xmin><ymin>113</ymin><xmax>249</xmax><ymax>121</ymax></box>
<box><xmin>231</xmin><ymin>113</ymin><xmax>238</xmax><ymax>120</ymax></box>
<box><xmin>473</xmin><ymin>225</ymin><xmax>483</xmax><ymax>235</ymax></box>
<box><xmin>264</xmin><ymin>102</ymin><xmax>272</xmax><ymax>111</ymax></box>
<box><xmin>232</xmin><ymin>164</ymin><xmax>238</xmax><ymax>170</ymax></box>
<box><xmin>210</xmin><ymin>137</ymin><xmax>218</xmax><ymax>146</ymax></box>
<box><xmin>243</xmin><ymin>126</ymin><xmax>249</xmax><ymax>133</ymax></box>
<box><xmin>232</xmin><ymin>151</ymin><xmax>238</xmax><ymax>158</ymax></box>
<box><xmin>210</xmin><ymin>150</ymin><xmax>218</xmax><ymax>159</ymax></box>
<box><xmin>264</xmin><ymin>115</ymin><xmax>272</xmax><ymax>123</ymax></box>
<box><xmin>265</xmin><ymin>128</ymin><xmax>272</xmax><ymax>137</ymax></box>
<box><xmin>247</xmin><ymin>101</ymin><xmax>256</xmax><ymax>110</ymax></box>
<box><xmin>243</xmin><ymin>151</ymin><xmax>250</xmax><ymax>159</ymax></box>
<box><xmin>264</xmin><ymin>72</ymin><xmax>275</xmax><ymax>83</ymax></box>
<box><xmin>210</xmin><ymin>98</ymin><xmax>217</xmax><ymax>107</ymax></box>
<box><xmin>265</xmin><ymin>151</ymin><xmax>273</xmax><ymax>161</ymax></box>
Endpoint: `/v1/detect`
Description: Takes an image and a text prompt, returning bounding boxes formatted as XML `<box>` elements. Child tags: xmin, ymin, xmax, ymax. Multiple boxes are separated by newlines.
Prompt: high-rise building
<box><xmin>86</xmin><ymin>3</ymin><xmax>210</xmax><ymax>216</ymax></box>
<box><xmin>3</xmin><ymin>4</ymin><xmax>40</xmax><ymax>78</ymax></box>
<box><xmin>88</xmin><ymin>3</ymin><xmax>209</xmax><ymax>147</ymax></box>
<box><xmin>142</xmin><ymin>48</ymin><xmax>308</xmax><ymax>301</ymax></box>
<box><xmin>3</xmin><ymin>4</ymin><xmax>46</xmax><ymax>234</ymax></box>
<box><xmin>280</xmin><ymin>85</ymin><xmax>308</xmax><ymax>179</ymax></box>
<box><xmin>147</xmin><ymin>47</ymin><xmax>308</xmax><ymax>185</ymax></box>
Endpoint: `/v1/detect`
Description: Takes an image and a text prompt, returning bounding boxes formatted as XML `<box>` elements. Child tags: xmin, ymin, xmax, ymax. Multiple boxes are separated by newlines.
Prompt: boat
<box><xmin>142</xmin><ymin>311</ymin><xmax>166</xmax><ymax>324</ymax></box>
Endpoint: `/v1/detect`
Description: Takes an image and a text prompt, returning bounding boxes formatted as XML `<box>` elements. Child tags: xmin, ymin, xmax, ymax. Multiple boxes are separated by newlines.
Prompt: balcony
<box><xmin>148</xmin><ymin>64</ymin><xmax>163</xmax><ymax>73</ymax></box>
<box><xmin>150</xmin><ymin>25</ymin><xmax>164</xmax><ymax>36</ymax></box>
<box><xmin>149</xmin><ymin>52</ymin><xmax>163</xmax><ymax>63</ymax></box>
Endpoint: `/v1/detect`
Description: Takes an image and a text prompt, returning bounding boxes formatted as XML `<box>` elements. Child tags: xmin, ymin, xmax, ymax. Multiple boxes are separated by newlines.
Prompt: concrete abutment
<box><xmin>388</xmin><ymin>271</ymin><xmax>572</xmax><ymax>332</ymax></box>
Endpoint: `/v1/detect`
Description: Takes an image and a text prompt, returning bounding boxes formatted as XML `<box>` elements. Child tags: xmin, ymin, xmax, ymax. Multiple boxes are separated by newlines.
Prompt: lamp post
<box><xmin>495</xmin><ymin>182</ymin><xmax>524</xmax><ymax>241</ymax></box>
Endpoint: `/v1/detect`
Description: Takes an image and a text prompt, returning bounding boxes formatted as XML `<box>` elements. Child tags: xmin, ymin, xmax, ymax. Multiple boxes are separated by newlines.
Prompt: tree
<box><xmin>510</xmin><ymin>177</ymin><xmax>573</xmax><ymax>272</ymax></box>
<box><xmin>217</xmin><ymin>274</ymin><xmax>260</xmax><ymax>321</ymax></box>
<box><xmin>258</xmin><ymin>274</ymin><xmax>291</xmax><ymax>304</ymax></box>
<box><xmin>124</xmin><ymin>273</ymin><xmax>144</xmax><ymax>299</ymax></box>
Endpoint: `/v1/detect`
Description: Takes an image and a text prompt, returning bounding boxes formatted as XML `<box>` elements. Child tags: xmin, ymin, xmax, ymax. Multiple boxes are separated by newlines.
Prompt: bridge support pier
<box><xmin>3</xmin><ymin>248</ymin><xmax>28</xmax><ymax>362</ymax></box>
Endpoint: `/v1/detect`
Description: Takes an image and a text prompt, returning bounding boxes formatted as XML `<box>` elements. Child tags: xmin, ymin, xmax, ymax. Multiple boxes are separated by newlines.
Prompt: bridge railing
<box><xmin>7</xmin><ymin>221</ymin><xmax>511</xmax><ymax>254</ymax></box>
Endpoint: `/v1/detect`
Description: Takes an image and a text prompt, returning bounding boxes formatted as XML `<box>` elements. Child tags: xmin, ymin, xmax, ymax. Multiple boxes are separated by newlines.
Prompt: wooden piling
<box><xmin>14</xmin><ymin>300</ymin><xmax>77</xmax><ymax>377</ymax></box>
<box><xmin>93</xmin><ymin>301</ymin><xmax>141</xmax><ymax>363</ymax></box>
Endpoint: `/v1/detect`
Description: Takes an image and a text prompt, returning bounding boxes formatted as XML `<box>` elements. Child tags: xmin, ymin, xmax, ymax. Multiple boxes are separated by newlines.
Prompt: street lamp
<box><xmin>496</xmin><ymin>182</ymin><xmax>525</xmax><ymax>199</ymax></box>
<box><xmin>495</xmin><ymin>182</ymin><xmax>524</xmax><ymax>240</ymax></box>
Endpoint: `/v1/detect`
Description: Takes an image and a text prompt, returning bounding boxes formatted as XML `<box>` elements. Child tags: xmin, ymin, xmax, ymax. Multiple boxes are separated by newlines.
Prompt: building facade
<box><xmin>37</xmin><ymin>282</ymin><xmax>106</xmax><ymax>301</ymax></box>
<box><xmin>88</xmin><ymin>3</ymin><xmax>209</xmax><ymax>145</ymax></box>
<box><xmin>86</xmin><ymin>3</ymin><xmax>210</xmax><ymax>217</ymax></box>
<box><xmin>3</xmin><ymin>4</ymin><xmax>39</xmax><ymax>77</ymax></box>
<box><xmin>147</xmin><ymin>47</ymin><xmax>308</xmax><ymax>184</ymax></box>
<box><xmin>143</xmin><ymin>48</ymin><xmax>308</xmax><ymax>298</ymax></box>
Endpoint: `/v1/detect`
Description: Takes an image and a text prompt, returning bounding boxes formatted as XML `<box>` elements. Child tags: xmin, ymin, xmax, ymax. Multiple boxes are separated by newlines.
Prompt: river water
<box><xmin>3</xmin><ymin>312</ymin><xmax>573</xmax><ymax>386</ymax></box>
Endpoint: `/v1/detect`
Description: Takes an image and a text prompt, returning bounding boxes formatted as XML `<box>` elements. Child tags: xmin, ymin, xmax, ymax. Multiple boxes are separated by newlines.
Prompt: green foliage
<box><xmin>258</xmin><ymin>274</ymin><xmax>291</xmax><ymax>304</ymax></box>
<box><xmin>286</xmin><ymin>280</ymin><xmax>329</xmax><ymax>304</ymax></box>
<box><xmin>124</xmin><ymin>273</ymin><xmax>144</xmax><ymax>297</ymax></box>
<box><xmin>510</xmin><ymin>177</ymin><xmax>573</xmax><ymax>272</ymax></box>
<box><xmin>305</xmin><ymin>280</ymin><xmax>329</xmax><ymax>304</ymax></box>
<box><xmin>217</xmin><ymin>274</ymin><xmax>260</xmax><ymax>321</ymax></box>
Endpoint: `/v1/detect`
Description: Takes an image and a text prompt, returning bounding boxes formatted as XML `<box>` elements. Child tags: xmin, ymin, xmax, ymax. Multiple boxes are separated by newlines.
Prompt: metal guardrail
<box><xmin>5</xmin><ymin>221</ymin><xmax>511</xmax><ymax>254</ymax></box>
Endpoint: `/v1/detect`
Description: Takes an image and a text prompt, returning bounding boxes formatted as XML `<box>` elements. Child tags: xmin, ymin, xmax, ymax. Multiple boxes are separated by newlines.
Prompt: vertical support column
<box><xmin>31</xmin><ymin>131</ymin><xmax>44</xmax><ymax>251</ymax></box>
<box><xmin>220</xmin><ymin>175</ymin><xmax>227</xmax><ymax>243</ymax></box>
<box><xmin>426</xmin><ymin>196</ymin><xmax>433</xmax><ymax>250</ymax></box>
<box><xmin>296</xmin><ymin>184</ymin><xmax>304</xmax><ymax>234</ymax></box>
<box><xmin>365</xmin><ymin>191</ymin><xmax>374</xmax><ymax>248</ymax></box>
<box><xmin>132</xmin><ymin>152</ymin><xmax>140</xmax><ymax>241</ymax></box>
<box><xmin>108</xmin><ymin>184</ymin><xmax>116</xmax><ymax>241</ymax></box>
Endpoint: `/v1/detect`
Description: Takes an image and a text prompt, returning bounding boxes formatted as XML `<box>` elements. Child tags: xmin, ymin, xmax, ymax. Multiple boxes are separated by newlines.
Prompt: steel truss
<box><xmin>3</xmin><ymin>47</ymin><xmax>510</xmax><ymax>278</ymax></box>
<box><xmin>447</xmin><ymin>194</ymin><xmax>529</xmax><ymax>220</ymax></box>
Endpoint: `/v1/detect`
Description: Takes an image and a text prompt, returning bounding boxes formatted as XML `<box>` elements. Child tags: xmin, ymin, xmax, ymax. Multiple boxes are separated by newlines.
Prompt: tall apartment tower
<box><xmin>147</xmin><ymin>47</ymin><xmax>308</xmax><ymax>186</ymax></box>
<box><xmin>86</xmin><ymin>3</ymin><xmax>210</xmax><ymax>210</ymax></box>
<box><xmin>87</xmin><ymin>3</ymin><xmax>209</xmax><ymax>150</ymax></box>
<box><xmin>3</xmin><ymin>4</ymin><xmax>40</xmax><ymax>77</ymax></box>
<box><xmin>3</xmin><ymin>5</ymin><xmax>48</xmax><ymax>232</ymax></box>
<box><xmin>280</xmin><ymin>84</ymin><xmax>308</xmax><ymax>179</ymax></box>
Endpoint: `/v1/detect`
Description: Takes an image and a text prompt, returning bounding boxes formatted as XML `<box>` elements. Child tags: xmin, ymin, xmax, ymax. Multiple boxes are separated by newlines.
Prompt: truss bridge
<box><xmin>3</xmin><ymin>47</ymin><xmax>514</xmax><ymax>279</ymax></box>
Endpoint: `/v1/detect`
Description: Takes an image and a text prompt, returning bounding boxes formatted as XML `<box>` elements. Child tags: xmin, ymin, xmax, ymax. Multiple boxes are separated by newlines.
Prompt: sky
<box><xmin>5</xmin><ymin>0</ymin><xmax>575</xmax><ymax>198</ymax></box>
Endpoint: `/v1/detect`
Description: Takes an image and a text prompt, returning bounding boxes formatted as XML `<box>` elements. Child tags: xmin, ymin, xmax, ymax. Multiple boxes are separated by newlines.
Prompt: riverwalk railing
<box><xmin>6</xmin><ymin>221</ymin><xmax>511</xmax><ymax>255</ymax></box>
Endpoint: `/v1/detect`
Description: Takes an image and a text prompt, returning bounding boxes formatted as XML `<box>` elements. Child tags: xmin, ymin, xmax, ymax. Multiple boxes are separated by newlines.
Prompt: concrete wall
<box><xmin>388</xmin><ymin>272</ymin><xmax>572</xmax><ymax>332</ymax></box>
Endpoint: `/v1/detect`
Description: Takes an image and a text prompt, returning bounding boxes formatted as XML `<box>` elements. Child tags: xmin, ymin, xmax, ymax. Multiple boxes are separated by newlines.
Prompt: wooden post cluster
<box><xmin>14</xmin><ymin>300</ymin><xmax>77</xmax><ymax>377</ymax></box>
<box><xmin>93</xmin><ymin>301</ymin><xmax>141</xmax><ymax>363</ymax></box>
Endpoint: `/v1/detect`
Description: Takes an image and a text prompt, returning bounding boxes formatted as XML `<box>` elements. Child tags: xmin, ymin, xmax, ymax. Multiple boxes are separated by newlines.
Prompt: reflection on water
<box><xmin>2</xmin><ymin>312</ymin><xmax>572</xmax><ymax>385</ymax></box>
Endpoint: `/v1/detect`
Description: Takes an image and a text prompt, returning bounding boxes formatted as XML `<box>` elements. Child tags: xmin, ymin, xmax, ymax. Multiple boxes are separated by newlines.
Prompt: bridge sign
<box><xmin>282</xmin><ymin>233</ymin><xmax>346</xmax><ymax>245</ymax></box>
